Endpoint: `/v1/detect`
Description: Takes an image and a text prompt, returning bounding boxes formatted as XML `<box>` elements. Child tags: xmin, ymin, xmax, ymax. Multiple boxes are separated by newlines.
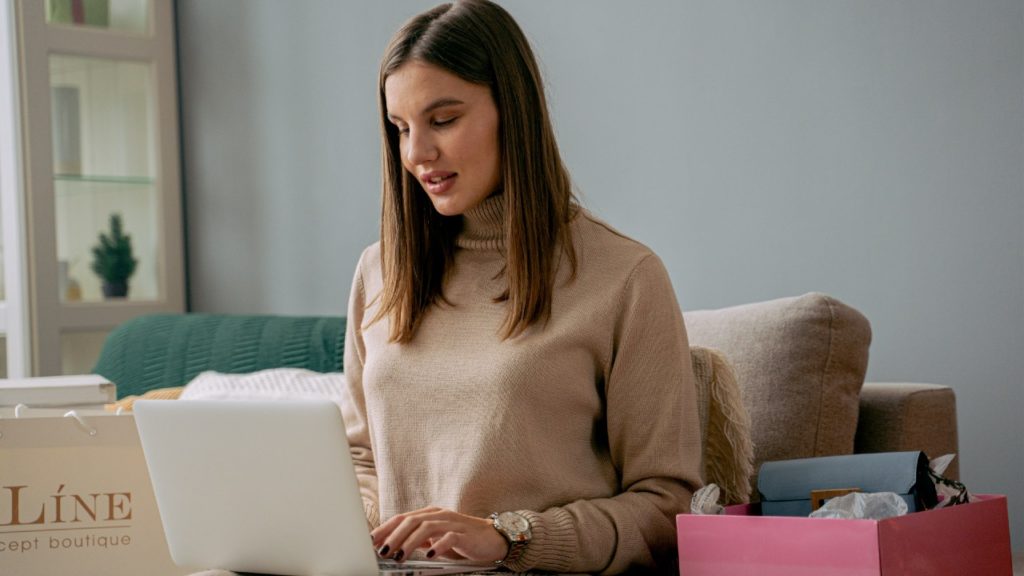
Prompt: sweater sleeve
<box><xmin>505</xmin><ymin>253</ymin><xmax>703</xmax><ymax>574</ymax></box>
<box><xmin>340</xmin><ymin>250</ymin><xmax>381</xmax><ymax>528</ymax></box>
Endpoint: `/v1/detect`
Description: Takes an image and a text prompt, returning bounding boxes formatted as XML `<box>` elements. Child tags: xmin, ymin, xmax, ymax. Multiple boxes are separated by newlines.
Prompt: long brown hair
<box><xmin>375</xmin><ymin>0</ymin><xmax>577</xmax><ymax>343</ymax></box>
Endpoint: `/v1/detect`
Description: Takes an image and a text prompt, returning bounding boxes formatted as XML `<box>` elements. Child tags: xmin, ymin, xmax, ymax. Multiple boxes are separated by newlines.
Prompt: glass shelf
<box><xmin>54</xmin><ymin>174</ymin><xmax>154</xmax><ymax>185</ymax></box>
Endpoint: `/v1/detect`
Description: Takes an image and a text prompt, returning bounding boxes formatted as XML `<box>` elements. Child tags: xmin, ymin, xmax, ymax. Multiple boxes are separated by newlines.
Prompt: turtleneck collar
<box><xmin>457</xmin><ymin>193</ymin><xmax>505</xmax><ymax>251</ymax></box>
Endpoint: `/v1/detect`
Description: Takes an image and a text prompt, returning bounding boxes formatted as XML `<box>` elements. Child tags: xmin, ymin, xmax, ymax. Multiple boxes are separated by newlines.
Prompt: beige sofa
<box><xmin>685</xmin><ymin>292</ymin><xmax>959</xmax><ymax>504</ymax></box>
<box><xmin>104</xmin><ymin>292</ymin><xmax>956</xmax><ymax>508</ymax></box>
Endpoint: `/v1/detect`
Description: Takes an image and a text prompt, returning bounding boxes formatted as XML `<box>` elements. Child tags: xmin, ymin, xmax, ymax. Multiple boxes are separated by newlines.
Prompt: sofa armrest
<box><xmin>854</xmin><ymin>382</ymin><xmax>960</xmax><ymax>479</ymax></box>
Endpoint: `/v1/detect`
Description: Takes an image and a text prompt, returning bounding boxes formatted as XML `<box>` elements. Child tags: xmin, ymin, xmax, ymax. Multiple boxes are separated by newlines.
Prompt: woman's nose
<box><xmin>405</xmin><ymin>128</ymin><xmax>439</xmax><ymax>165</ymax></box>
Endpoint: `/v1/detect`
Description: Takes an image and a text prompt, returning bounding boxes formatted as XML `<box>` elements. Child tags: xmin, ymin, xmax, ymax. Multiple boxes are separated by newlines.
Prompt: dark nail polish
<box><xmin>377</xmin><ymin>544</ymin><xmax>390</xmax><ymax>557</ymax></box>
<box><xmin>426</xmin><ymin>549</ymin><xmax>435</xmax><ymax>559</ymax></box>
<box><xmin>394</xmin><ymin>549</ymin><xmax>405</xmax><ymax>562</ymax></box>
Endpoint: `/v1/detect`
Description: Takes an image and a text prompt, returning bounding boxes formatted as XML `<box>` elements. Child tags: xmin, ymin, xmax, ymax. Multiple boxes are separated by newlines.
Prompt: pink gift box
<box><xmin>676</xmin><ymin>493</ymin><xmax>1012</xmax><ymax>576</ymax></box>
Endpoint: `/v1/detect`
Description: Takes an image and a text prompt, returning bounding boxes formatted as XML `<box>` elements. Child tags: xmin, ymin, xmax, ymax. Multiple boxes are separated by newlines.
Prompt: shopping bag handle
<box><xmin>63</xmin><ymin>410</ymin><xmax>98</xmax><ymax>436</ymax></box>
<box><xmin>0</xmin><ymin>406</ymin><xmax>100</xmax><ymax>438</ymax></box>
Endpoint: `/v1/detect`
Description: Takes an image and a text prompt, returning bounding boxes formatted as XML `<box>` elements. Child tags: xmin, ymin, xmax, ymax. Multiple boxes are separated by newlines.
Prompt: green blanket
<box><xmin>93</xmin><ymin>314</ymin><xmax>346</xmax><ymax>399</ymax></box>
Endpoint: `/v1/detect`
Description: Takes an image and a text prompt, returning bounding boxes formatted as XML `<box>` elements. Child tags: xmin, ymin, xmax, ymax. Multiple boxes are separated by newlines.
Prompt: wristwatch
<box><xmin>489</xmin><ymin>511</ymin><xmax>532</xmax><ymax>565</ymax></box>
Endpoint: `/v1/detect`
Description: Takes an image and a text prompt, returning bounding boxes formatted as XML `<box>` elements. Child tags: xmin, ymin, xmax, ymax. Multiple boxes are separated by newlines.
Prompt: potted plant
<box><xmin>90</xmin><ymin>213</ymin><xmax>138</xmax><ymax>298</ymax></box>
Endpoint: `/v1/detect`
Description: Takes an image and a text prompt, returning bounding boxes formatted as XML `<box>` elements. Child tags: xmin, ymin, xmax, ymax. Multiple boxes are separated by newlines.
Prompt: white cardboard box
<box><xmin>0</xmin><ymin>374</ymin><xmax>115</xmax><ymax>407</ymax></box>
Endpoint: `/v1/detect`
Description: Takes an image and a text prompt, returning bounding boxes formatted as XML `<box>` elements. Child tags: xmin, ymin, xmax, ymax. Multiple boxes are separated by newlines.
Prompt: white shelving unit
<box><xmin>1</xmin><ymin>0</ymin><xmax>184</xmax><ymax>376</ymax></box>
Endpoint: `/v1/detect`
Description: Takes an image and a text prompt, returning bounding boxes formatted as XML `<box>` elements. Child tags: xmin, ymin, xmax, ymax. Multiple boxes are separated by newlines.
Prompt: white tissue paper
<box><xmin>809</xmin><ymin>491</ymin><xmax>909</xmax><ymax>520</ymax></box>
<box><xmin>691</xmin><ymin>483</ymin><xmax>725</xmax><ymax>515</ymax></box>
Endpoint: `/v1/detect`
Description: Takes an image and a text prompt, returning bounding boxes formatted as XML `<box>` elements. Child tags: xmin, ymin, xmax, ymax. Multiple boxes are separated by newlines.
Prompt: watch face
<box><xmin>497</xmin><ymin>512</ymin><xmax>530</xmax><ymax>534</ymax></box>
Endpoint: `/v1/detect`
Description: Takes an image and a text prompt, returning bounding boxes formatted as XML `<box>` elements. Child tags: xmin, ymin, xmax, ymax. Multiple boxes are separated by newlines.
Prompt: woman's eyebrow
<box><xmin>388</xmin><ymin>97</ymin><xmax>466</xmax><ymax>123</ymax></box>
<box><xmin>422</xmin><ymin>97</ymin><xmax>464</xmax><ymax>114</ymax></box>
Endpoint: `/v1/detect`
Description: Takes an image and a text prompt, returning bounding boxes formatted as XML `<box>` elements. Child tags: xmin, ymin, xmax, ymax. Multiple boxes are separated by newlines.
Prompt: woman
<box><xmin>341</xmin><ymin>1</ymin><xmax>701</xmax><ymax>573</ymax></box>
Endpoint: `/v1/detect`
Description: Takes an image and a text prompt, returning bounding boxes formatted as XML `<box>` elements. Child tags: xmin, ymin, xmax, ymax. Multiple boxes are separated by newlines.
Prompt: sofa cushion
<box><xmin>684</xmin><ymin>293</ymin><xmax>872</xmax><ymax>495</ymax></box>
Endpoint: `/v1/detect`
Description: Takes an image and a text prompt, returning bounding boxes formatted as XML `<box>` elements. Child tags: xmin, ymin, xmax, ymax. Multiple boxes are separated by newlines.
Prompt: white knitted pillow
<box><xmin>690</xmin><ymin>346</ymin><xmax>754</xmax><ymax>505</ymax></box>
<box><xmin>180</xmin><ymin>368</ymin><xmax>346</xmax><ymax>403</ymax></box>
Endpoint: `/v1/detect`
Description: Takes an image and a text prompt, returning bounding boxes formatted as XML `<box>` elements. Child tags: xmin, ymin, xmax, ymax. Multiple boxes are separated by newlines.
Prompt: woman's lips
<box><xmin>422</xmin><ymin>172</ymin><xmax>457</xmax><ymax>195</ymax></box>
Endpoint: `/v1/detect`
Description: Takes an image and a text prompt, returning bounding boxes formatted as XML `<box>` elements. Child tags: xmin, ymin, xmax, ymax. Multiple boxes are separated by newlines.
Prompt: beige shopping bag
<box><xmin>0</xmin><ymin>411</ymin><xmax>188</xmax><ymax>576</ymax></box>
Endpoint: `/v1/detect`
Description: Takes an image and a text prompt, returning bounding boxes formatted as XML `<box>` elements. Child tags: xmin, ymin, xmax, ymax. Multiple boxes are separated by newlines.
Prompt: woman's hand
<box><xmin>370</xmin><ymin>506</ymin><xmax>508</xmax><ymax>564</ymax></box>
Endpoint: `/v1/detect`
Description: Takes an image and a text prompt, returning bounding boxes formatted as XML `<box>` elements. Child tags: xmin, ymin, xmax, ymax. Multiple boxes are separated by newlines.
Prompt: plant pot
<box><xmin>101</xmin><ymin>280</ymin><xmax>129</xmax><ymax>299</ymax></box>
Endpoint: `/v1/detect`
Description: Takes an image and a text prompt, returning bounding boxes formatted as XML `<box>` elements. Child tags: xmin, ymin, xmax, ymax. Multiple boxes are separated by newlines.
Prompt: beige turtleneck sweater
<box><xmin>341</xmin><ymin>195</ymin><xmax>701</xmax><ymax>574</ymax></box>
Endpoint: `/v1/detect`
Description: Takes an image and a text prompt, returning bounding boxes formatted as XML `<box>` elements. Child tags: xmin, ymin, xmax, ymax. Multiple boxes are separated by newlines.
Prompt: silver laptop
<box><xmin>134</xmin><ymin>399</ymin><xmax>493</xmax><ymax>576</ymax></box>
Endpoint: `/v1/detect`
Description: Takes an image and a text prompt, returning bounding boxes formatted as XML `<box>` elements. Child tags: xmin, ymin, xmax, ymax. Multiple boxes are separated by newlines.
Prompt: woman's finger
<box><xmin>425</xmin><ymin>530</ymin><xmax>462</xmax><ymax>560</ymax></box>
<box><xmin>395</xmin><ymin>518</ymin><xmax>458</xmax><ymax>559</ymax></box>
<box><xmin>375</xmin><ymin>508</ymin><xmax>450</xmax><ymax>560</ymax></box>
<box><xmin>371</xmin><ymin>506</ymin><xmax>441</xmax><ymax>549</ymax></box>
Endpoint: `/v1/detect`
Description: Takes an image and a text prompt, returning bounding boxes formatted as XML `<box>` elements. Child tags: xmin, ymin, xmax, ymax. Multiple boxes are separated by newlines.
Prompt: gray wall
<box><xmin>177</xmin><ymin>0</ymin><xmax>1024</xmax><ymax>549</ymax></box>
